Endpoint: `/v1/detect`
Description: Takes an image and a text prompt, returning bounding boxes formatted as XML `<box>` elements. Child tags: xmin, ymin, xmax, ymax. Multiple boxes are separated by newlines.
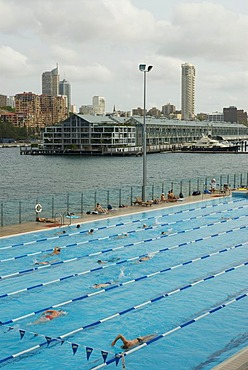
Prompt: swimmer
<box><xmin>93</xmin><ymin>282</ymin><xmax>112</xmax><ymax>289</ymax></box>
<box><xmin>49</xmin><ymin>247</ymin><xmax>61</xmax><ymax>255</ymax></box>
<box><xmin>111</xmin><ymin>334</ymin><xmax>156</xmax><ymax>349</ymax></box>
<box><xmin>88</xmin><ymin>229</ymin><xmax>94</xmax><ymax>234</ymax></box>
<box><xmin>33</xmin><ymin>309</ymin><xmax>66</xmax><ymax>324</ymax></box>
<box><xmin>116</xmin><ymin>232</ymin><xmax>128</xmax><ymax>238</ymax></box>
<box><xmin>34</xmin><ymin>260</ymin><xmax>49</xmax><ymax>265</ymax></box>
<box><xmin>138</xmin><ymin>256</ymin><xmax>151</xmax><ymax>263</ymax></box>
<box><xmin>56</xmin><ymin>230</ymin><xmax>66</xmax><ymax>235</ymax></box>
<box><xmin>143</xmin><ymin>224</ymin><xmax>148</xmax><ymax>228</ymax></box>
<box><xmin>97</xmin><ymin>257</ymin><xmax>120</xmax><ymax>264</ymax></box>
<box><xmin>76</xmin><ymin>224</ymin><xmax>80</xmax><ymax>229</ymax></box>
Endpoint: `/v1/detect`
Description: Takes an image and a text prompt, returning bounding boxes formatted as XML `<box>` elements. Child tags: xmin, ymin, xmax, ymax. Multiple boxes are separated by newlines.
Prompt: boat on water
<box><xmin>181</xmin><ymin>135</ymin><xmax>239</xmax><ymax>153</ymax></box>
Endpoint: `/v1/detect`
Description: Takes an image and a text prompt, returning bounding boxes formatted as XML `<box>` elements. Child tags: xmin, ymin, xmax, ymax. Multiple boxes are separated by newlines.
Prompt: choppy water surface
<box><xmin>0</xmin><ymin>147</ymin><xmax>247</xmax><ymax>201</ymax></box>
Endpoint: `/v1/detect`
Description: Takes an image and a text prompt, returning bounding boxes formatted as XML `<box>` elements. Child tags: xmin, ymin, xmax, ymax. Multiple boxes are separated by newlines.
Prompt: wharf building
<box><xmin>36</xmin><ymin>113</ymin><xmax>248</xmax><ymax>156</ymax></box>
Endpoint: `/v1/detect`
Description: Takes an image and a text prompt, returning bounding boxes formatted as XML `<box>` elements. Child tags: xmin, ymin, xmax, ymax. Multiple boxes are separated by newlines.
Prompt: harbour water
<box><xmin>1</xmin><ymin>147</ymin><xmax>248</xmax><ymax>202</ymax></box>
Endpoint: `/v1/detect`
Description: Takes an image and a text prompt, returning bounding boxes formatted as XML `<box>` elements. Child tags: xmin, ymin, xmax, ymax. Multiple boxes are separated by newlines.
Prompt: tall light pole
<box><xmin>139</xmin><ymin>64</ymin><xmax>153</xmax><ymax>201</ymax></box>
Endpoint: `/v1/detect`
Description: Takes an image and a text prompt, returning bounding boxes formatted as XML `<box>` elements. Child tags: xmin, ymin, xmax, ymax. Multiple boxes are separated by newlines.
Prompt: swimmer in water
<box><xmin>111</xmin><ymin>334</ymin><xmax>156</xmax><ymax>349</ymax></box>
<box><xmin>93</xmin><ymin>282</ymin><xmax>112</xmax><ymax>289</ymax></box>
<box><xmin>33</xmin><ymin>309</ymin><xmax>66</xmax><ymax>324</ymax></box>
<box><xmin>49</xmin><ymin>247</ymin><xmax>61</xmax><ymax>255</ymax></box>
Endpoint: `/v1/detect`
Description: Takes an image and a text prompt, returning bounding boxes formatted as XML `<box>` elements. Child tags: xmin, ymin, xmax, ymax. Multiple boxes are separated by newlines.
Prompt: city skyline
<box><xmin>0</xmin><ymin>0</ymin><xmax>247</xmax><ymax>113</ymax></box>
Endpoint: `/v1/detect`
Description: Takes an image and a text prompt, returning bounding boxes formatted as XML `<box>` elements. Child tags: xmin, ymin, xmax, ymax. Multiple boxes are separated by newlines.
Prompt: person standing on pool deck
<box><xmin>111</xmin><ymin>334</ymin><xmax>155</xmax><ymax>349</ymax></box>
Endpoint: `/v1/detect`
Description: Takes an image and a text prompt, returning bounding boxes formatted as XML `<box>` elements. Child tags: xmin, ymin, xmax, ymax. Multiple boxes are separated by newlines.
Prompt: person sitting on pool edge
<box><xmin>94</xmin><ymin>203</ymin><xmax>109</xmax><ymax>214</ymax></box>
<box><xmin>111</xmin><ymin>334</ymin><xmax>156</xmax><ymax>349</ymax></box>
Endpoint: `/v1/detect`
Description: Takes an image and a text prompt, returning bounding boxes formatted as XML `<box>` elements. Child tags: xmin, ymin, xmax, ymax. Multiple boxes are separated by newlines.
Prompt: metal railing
<box><xmin>1</xmin><ymin>172</ymin><xmax>247</xmax><ymax>227</ymax></box>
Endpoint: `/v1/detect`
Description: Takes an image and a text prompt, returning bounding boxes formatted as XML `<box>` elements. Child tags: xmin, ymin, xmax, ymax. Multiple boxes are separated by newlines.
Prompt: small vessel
<box><xmin>181</xmin><ymin>135</ymin><xmax>239</xmax><ymax>153</ymax></box>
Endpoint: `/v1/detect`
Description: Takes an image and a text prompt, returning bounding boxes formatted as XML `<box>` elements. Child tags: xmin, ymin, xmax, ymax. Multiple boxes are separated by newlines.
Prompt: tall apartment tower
<box><xmin>92</xmin><ymin>96</ymin><xmax>105</xmax><ymax>115</ymax></box>
<box><xmin>181</xmin><ymin>63</ymin><xmax>195</xmax><ymax>120</ymax></box>
<box><xmin>42</xmin><ymin>65</ymin><xmax>59</xmax><ymax>97</ymax></box>
<box><xmin>59</xmin><ymin>79</ymin><xmax>71</xmax><ymax>111</ymax></box>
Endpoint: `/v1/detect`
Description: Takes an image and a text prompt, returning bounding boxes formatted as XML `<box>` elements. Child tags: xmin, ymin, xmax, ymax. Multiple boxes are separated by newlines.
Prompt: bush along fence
<box><xmin>1</xmin><ymin>172</ymin><xmax>247</xmax><ymax>227</ymax></box>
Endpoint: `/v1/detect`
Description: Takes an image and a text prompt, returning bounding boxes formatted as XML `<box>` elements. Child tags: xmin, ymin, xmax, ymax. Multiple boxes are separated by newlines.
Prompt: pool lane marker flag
<box><xmin>19</xmin><ymin>329</ymin><xmax>25</xmax><ymax>339</ymax></box>
<box><xmin>115</xmin><ymin>354</ymin><xmax>121</xmax><ymax>366</ymax></box>
<box><xmin>72</xmin><ymin>343</ymin><xmax>78</xmax><ymax>355</ymax></box>
<box><xmin>101</xmin><ymin>350</ymin><xmax>108</xmax><ymax>362</ymax></box>
<box><xmin>45</xmin><ymin>336</ymin><xmax>52</xmax><ymax>346</ymax></box>
<box><xmin>86</xmin><ymin>346</ymin><xmax>93</xmax><ymax>360</ymax></box>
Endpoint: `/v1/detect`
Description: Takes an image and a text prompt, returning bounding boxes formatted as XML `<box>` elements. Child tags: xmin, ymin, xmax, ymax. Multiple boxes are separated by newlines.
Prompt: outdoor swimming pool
<box><xmin>0</xmin><ymin>196</ymin><xmax>247</xmax><ymax>369</ymax></box>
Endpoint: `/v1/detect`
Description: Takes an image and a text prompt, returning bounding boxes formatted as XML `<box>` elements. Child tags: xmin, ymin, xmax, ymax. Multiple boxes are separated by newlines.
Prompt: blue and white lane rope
<box><xmin>0</xmin><ymin>198</ymin><xmax>244</xmax><ymax>251</ymax></box>
<box><xmin>0</xmin><ymin>216</ymin><xmax>247</xmax><ymax>281</ymax></box>
<box><xmin>91</xmin><ymin>291</ymin><xmax>248</xmax><ymax>369</ymax></box>
<box><xmin>0</xmin><ymin>238</ymin><xmax>247</xmax><ymax>301</ymax></box>
<box><xmin>1</xmin><ymin>252</ymin><xmax>247</xmax><ymax>327</ymax></box>
<box><xmin>0</xmin><ymin>288</ymin><xmax>247</xmax><ymax>367</ymax></box>
<box><xmin>1</xmin><ymin>202</ymin><xmax>247</xmax><ymax>261</ymax></box>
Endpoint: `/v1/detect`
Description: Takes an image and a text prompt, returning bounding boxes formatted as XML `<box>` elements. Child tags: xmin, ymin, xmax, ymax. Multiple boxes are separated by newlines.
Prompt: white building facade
<box><xmin>181</xmin><ymin>63</ymin><xmax>195</xmax><ymax>121</ymax></box>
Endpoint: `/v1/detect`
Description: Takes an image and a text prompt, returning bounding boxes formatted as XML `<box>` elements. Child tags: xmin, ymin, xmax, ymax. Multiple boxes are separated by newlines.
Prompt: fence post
<box><xmin>197</xmin><ymin>178</ymin><xmax>199</xmax><ymax>191</ymax></box>
<box><xmin>19</xmin><ymin>201</ymin><xmax>22</xmax><ymax>224</ymax></box>
<box><xmin>234</xmin><ymin>174</ymin><xmax>236</xmax><ymax>189</ymax></box>
<box><xmin>67</xmin><ymin>193</ymin><xmax>69</xmax><ymax>213</ymax></box>
<box><xmin>240</xmin><ymin>173</ymin><xmax>243</xmax><ymax>187</ymax></box>
<box><xmin>119</xmin><ymin>188</ymin><xmax>122</xmax><ymax>206</ymax></box>
<box><xmin>1</xmin><ymin>202</ymin><xmax>3</xmax><ymax>227</ymax></box>
<box><xmin>94</xmin><ymin>191</ymin><xmax>97</xmax><ymax>206</ymax></box>
<box><xmin>180</xmin><ymin>181</ymin><xmax>183</xmax><ymax>194</ymax></box>
<box><xmin>204</xmin><ymin>177</ymin><xmax>208</xmax><ymax>191</ymax></box>
<box><xmin>152</xmin><ymin>185</ymin><xmax>154</xmax><ymax>200</ymax></box>
<box><xmin>107</xmin><ymin>190</ymin><xmax>110</xmax><ymax>207</ymax></box>
<box><xmin>81</xmin><ymin>193</ymin><xmax>84</xmax><ymax>215</ymax></box>
<box><xmin>130</xmin><ymin>187</ymin><xmax>133</xmax><ymax>206</ymax></box>
<box><xmin>189</xmin><ymin>180</ymin><xmax>191</xmax><ymax>196</ymax></box>
<box><xmin>52</xmin><ymin>196</ymin><xmax>55</xmax><ymax>219</ymax></box>
<box><xmin>162</xmin><ymin>182</ymin><xmax>164</xmax><ymax>194</ymax></box>
<box><xmin>171</xmin><ymin>182</ymin><xmax>173</xmax><ymax>191</ymax></box>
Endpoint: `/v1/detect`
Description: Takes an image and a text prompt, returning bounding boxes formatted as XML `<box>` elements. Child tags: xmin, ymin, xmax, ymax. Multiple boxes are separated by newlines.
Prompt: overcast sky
<box><xmin>0</xmin><ymin>0</ymin><xmax>247</xmax><ymax>114</ymax></box>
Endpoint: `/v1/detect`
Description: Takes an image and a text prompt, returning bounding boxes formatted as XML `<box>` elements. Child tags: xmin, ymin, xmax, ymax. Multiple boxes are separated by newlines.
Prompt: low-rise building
<box><xmin>41</xmin><ymin>114</ymin><xmax>248</xmax><ymax>155</ymax></box>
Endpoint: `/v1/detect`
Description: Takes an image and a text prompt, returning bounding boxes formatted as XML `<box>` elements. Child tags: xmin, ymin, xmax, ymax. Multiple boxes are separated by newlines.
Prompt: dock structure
<box><xmin>18</xmin><ymin>113</ymin><xmax>248</xmax><ymax>156</ymax></box>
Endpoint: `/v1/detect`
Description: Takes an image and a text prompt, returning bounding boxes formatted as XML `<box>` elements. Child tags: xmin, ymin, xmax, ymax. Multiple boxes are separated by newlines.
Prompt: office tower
<box><xmin>59</xmin><ymin>79</ymin><xmax>71</xmax><ymax>111</ymax></box>
<box><xmin>181</xmin><ymin>63</ymin><xmax>195</xmax><ymax>120</ymax></box>
<box><xmin>42</xmin><ymin>65</ymin><xmax>59</xmax><ymax>96</ymax></box>
<box><xmin>92</xmin><ymin>96</ymin><xmax>105</xmax><ymax>115</ymax></box>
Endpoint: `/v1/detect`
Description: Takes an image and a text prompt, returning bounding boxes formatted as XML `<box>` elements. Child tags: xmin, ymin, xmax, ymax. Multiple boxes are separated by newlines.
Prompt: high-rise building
<box><xmin>59</xmin><ymin>79</ymin><xmax>71</xmax><ymax>111</ymax></box>
<box><xmin>92</xmin><ymin>96</ymin><xmax>105</xmax><ymax>115</ymax></box>
<box><xmin>42</xmin><ymin>65</ymin><xmax>59</xmax><ymax>97</ymax></box>
<box><xmin>223</xmin><ymin>106</ymin><xmax>248</xmax><ymax>124</ymax></box>
<box><xmin>181</xmin><ymin>63</ymin><xmax>195</xmax><ymax>120</ymax></box>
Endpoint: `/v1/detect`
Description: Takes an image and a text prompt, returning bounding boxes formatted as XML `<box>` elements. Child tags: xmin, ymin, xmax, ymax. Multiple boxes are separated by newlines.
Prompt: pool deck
<box><xmin>0</xmin><ymin>192</ymin><xmax>247</xmax><ymax>369</ymax></box>
<box><xmin>0</xmin><ymin>193</ymin><xmax>213</xmax><ymax>238</ymax></box>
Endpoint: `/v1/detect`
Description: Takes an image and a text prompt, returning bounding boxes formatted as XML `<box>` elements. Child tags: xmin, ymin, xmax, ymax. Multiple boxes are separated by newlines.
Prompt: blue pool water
<box><xmin>0</xmin><ymin>197</ymin><xmax>247</xmax><ymax>369</ymax></box>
